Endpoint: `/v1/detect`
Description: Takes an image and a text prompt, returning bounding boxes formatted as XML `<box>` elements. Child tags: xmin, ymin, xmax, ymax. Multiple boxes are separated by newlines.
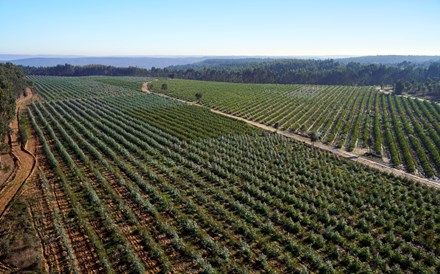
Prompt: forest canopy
<box><xmin>22</xmin><ymin>59</ymin><xmax>440</xmax><ymax>98</ymax></box>
<box><xmin>0</xmin><ymin>63</ymin><xmax>25</xmax><ymax>142</ymax></box>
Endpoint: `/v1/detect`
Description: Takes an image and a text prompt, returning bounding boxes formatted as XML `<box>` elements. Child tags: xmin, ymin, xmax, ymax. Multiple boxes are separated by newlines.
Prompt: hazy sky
<box><xmin>1</xmin><ymin>0</ymin><xmax>439</xmax><ymax>56</ymax></box>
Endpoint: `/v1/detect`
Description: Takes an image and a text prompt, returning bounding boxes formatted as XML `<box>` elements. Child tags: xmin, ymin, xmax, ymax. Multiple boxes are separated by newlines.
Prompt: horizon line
<box><xmin>2</xmin><ymin>53</ymin><xmax>440</xmax><ymax>59</ymax></box>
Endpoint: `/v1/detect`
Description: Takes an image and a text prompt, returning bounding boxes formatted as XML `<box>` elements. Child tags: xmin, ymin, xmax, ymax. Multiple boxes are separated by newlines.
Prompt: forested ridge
<box><xmin>23</xmin><ymin>59</ymin><xmax>440</xmax><ymax>98</ymax></box>
<box><xmin>166</xmin><ymin>59</ymin><xmax>440</xmax><ymax>97</ymax></box>
<box><xmin>0</xmin><ymin>63</ymin><xmax>25</xmax><ymax>143</ymax></box>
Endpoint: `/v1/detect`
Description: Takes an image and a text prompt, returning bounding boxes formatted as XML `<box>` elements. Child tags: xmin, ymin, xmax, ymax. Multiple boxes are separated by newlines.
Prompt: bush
<box><xmin>319</xmin><ymin>261</ymin><xmax>335</xmax><ymax>274</ymax></box>
<box><xmin>0</xmin><ymin>143</ymin><xmax>9</xmax><ymax>154</ymax></box>
<box><xmin>0</xmin><ymin>237</ymin><xmax>10</xmax><ymax>257</ymax></box>
<box><xmin>359</xmin><ymin>233</ymin><xmax>373</xmax><ymax>247</ymax></box>
<box><xmin>310</xmin><ymin>131</ymin><xmax>319</xmax><ymax>142</ymax></box>
<box><xmin>348</xmin><ymin>258</ymin><xmax>362</xmax><ymax>272</ymax></box>
<box><xmin>357</xmin><ymin>247</ymin><xmax>371</xmax><ymax>262</ymax></box>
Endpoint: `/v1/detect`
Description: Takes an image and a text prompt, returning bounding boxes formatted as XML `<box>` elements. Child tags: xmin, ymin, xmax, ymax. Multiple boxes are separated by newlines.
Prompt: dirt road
<box><xmin>146</xmin><ymin>85</ymin><xmax>440</xmax><ymax>189</ymax></box>
<box><xmin>141</xmin><ymin>82</ymin><xmax>151</xmax><ymax>93</ymax></box>
<box><xmin>0</xmin><ymin>88</ymin><xmax>37</xmax><ymax>219</ymax></box>
<box><xmin>211</xmin><ymin>110</ymin><xmax>440</xmax><ymax>189</ymax></box>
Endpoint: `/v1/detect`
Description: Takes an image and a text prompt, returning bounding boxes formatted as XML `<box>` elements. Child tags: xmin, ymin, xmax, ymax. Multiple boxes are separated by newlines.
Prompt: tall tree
<box><xmin>395</xmin><ymin>80</ymin><xmax>405</xmax><ymax>95</ymax></box>
<box><xmin>0</xmin><ymin>63</ymin><xmax>25</xmax><ymax>144</ymax></box>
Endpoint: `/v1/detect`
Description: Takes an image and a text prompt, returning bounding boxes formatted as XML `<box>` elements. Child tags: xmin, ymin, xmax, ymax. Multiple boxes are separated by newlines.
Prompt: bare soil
<box><xmin>0</xmin><ymin>170</ymin><xmax>43</xmax><ymax>272</ymax></box>
<box><xmin>376</xmin><ymin>86</ymin><xmax>393</xmax><ymax>94</ymax></box>
<box><xmin>0</xmin><ymin>152</ymin><xmax>15</xmax><ymax>188</ymax></box>
<box><xmin>352</xmin><ymin>146</ymin><xmax>369</xmax><ymax>155</ymax></box>
<box><xmin>0</xmin><ymin>88</ymin><xmax>37</xmax><ymax>219</ymax></box>
<box><xmin>141</xmin><ymin>82</ymin><xmax>151</xmax><ymax>93</ymax></box>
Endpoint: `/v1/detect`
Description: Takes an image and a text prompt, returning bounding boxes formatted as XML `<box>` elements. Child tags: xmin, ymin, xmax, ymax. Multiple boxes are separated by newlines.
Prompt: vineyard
<box><xmin>152</xmin><ymin>79</ymin><xmax>440</xmax><ymax>179</ymax></box>
<box><xmin>13</xmin><ymin>76</ymin><xmax>440</xmax><ymax>273</ymax></box>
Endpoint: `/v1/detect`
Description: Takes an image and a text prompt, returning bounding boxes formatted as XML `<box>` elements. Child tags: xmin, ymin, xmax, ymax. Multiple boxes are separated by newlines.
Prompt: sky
<box><xmin>1</xmin><ymin>0</ymin><xmax>439</xmax><ymax>56</ymax></box>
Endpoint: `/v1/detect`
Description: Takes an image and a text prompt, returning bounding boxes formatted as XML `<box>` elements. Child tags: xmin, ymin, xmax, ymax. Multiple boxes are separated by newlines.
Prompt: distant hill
<box><xmin>0</xmin><ymin>54</ymin><xmax>82</xmax><ymax>61</ymax></box>
<box><xmin>167</xmin><ymin>58</ymin><xmax>278</xmax><ymax>70</ymax></box>
<box><xmin>169</xmin><ymin>56</ymin><xmax>440</xmax><ymax>70</ymax></box>
<box><xmin>338</xmin><ymin>55</ymin><xmax>440</xmax><ymax>65</ymax></box>
<box><xmin>0</xmin><ymin>55</ymin><xmax>351</xmax><ymax>68</ymax></box>
<box><xmin>2</xmin><ymin>56</ymin><xmax>305</xmax><ymax>69</ymax></box>
<box><xmin>5</xmin><ymin>55</ymin><xmax>440</xmax><ymax>69</ymax></box>
<box><xmin>0</xmin><ymin>56</ymin><xmax>211</xmax><ymax>69</ymax></box>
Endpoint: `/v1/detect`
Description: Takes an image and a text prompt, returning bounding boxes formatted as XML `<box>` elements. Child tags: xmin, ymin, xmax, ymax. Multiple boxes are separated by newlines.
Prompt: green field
<box><xmin>152</xmin><ymin>79</ymin><xmax>440</xmax><ymax>178</ymax></box>
<box><xmin>28</xmin><ymin>75</ymin><xmax>151</xmax><ymax>101</ymax></box>
<box><xmin>17</xmin><ymin>76</ymin><xmax>439</xmax><ymax>273</ymax></box>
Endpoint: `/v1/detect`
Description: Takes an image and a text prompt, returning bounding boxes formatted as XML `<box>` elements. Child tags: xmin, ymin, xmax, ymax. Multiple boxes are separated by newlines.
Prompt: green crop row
<box><xmin>153</xmin><ymin>79</ymin><xmax>440</xmax><ymax>178</ymax></box>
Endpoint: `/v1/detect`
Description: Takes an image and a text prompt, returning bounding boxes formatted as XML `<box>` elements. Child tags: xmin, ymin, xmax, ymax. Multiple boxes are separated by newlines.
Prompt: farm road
<box><xmin>0</xmin><ymin>88</ymin><xmax>37</xmax><ymax>219</ymax></box>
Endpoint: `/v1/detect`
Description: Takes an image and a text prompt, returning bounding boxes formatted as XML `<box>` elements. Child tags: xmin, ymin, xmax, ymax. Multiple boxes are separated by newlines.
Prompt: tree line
<box><xmin>23</xmin><ymin>64</ymin><xmax>149</xmax><ymax>77</ymax></box>
<box><xmin>165</xmin><ymin>59</ymin><xmax>440</xmax><ymax>97</ymax></box>
<box><xmin>22</xmin><ymin>59</ymin><xmax>440</xmax><ymax>97</ymax></box>
<box><xmin>0</xmin><ymin>63</ymin><xmax>25</xmax><ymax>145</ymax></box>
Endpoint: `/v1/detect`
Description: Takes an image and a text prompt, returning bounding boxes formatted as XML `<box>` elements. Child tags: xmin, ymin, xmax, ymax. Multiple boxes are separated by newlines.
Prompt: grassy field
<box><xmin>5</xmin><ymin>76</ymin><xmax>438</xmax><ymax>273</ymax></box>
<box><xmin>152</xmin><ymin>79</ymin><xmax>440</xmax><ymax>179</ymax></box>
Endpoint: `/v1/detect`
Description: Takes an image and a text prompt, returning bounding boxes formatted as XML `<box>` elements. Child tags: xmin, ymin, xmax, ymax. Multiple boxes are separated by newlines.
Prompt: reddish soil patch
<box><xmin>0</xmin><ymin>88</ymin><xmax>37</xmax><ymax>219</ymax></box>
<box><xmin>0</xmin><ymin>152</ymin><xmax>15</xmax><ymax>188</ymax></box>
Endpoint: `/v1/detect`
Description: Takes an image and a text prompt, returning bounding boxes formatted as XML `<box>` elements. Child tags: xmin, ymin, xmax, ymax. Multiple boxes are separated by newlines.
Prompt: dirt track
<box><xmin>141</xmin><ymin>82</ymin><xmax>151</xmax><ymax>93</ymax></box>
<box><xmin>0</xmin><ymin>88</ymin><xmax>37</xmax><ymax>219</ymax></box>
<box><xmin>146</xmin><ymin>85</ymin><xmax>440</xmax><ymax>190</ymax></box>
<box><xmin>211</xmin><ymin>110</ymin><xmax>440</xmax><ymax>189</ymax></box>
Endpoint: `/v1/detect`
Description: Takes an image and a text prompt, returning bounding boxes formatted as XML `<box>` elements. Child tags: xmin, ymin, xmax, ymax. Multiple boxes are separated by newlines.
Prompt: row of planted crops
<box><xmin>151</xmin><ymin>79</ymin><xmax>440</xmax><ymax>179</ymax></box>
<box><xmin>27</xmin><ymin>76</ymin><xmax>439</xmax><ymax>273</ymax></box>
